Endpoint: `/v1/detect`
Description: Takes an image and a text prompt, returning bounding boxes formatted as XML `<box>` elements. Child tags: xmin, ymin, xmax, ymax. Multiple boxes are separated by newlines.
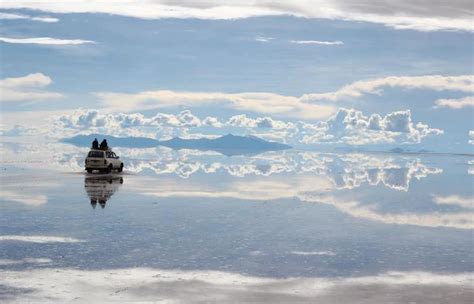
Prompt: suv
<box><xmin>85</xmin><ymin>149</ymin><xmax>124</xmax><ymax>173</ymax></box>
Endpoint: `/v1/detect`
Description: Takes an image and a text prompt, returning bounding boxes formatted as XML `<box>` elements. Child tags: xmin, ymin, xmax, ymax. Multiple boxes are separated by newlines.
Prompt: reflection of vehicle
<box><xmin>85</xmin><ymin>149</ymin><xmax>124</xmax><ymax>173</ymax></box>
<box><xmin>85</xmin><ymin>176</ymin><xmax>123</xmax><ymax>208</ymax></box>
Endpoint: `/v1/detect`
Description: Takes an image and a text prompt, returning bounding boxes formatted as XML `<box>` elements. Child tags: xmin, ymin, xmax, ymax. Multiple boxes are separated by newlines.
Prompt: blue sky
<box><xmin>0</xmin><ymin>1</ymin><xmax>473</xmax><ymax>152</ymax></box>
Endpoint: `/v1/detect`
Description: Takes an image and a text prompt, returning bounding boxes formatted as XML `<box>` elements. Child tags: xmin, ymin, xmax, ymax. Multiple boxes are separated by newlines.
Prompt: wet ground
<box><xmin>1</xmin><ymin>142</ymin><xmax>473</xmax><ymax>303</ymax></box>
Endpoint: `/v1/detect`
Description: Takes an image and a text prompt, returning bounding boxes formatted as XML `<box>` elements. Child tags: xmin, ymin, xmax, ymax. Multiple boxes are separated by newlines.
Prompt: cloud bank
<box><xmin>54</xmin><ymin>108</ymin><xmax>443</xmax><ymax>146</ymax></box>
<box><xmin>1</xmin><ymin>0</ymin><xmax>473</xmax><ymax>31</ymax></box>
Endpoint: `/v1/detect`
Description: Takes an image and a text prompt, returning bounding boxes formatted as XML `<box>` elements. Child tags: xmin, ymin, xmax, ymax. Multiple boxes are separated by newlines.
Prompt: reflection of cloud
<box><xmin>131</xmin><ymin>175</ymin><xmax>332</xmax><ymax>201</ymax></box>
<box><xmin>300</xmin><ymin>194</ymin><xmax>473</xmax><ymax>230</ymax></box>
<box><xmin>327</xmin><ymin>156</ymin><xmax>443</xmax><ymax>191</ymax></box>
<box><xmin>0</xmin><ymin>142</ymin><xmax>442</xmax><ymax>192</ymax></box>
<box><xmin>0</xmin><ymin>236</ymin><xmax>84</xmax><ymax>243</ymax></box>
<box><xmin>433</xmin><ymin>195</ymin><xmax>473</xmax><ymax>209</ymax></box>
<box><xmin>0</xmin><ymin>258</ymin><xmax>51</xmax><ymax>266</ymax></box>
<box><xmin>290</xmin><ymin>251</ymin><xmax>336</xmax><ymax>256</ymax></box>
<box><xmin>290</xmin><ymin>40</ymin><xmax>343</xmax><ymax>45</ymax></box>
<box><xmin>0</xmin><ymin>267</ymin><xmax>471</xmax><ymax>303</ymax></box>
<box><xmin>0</xmin><ymin>190</ymin><xmax>47</xmax><ymax>206</ymax></box>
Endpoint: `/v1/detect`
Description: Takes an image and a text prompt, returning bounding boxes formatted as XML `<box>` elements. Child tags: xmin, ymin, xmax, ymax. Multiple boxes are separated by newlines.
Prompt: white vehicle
<box><xmin>85</xmin><ymin>149</ymin><xmax>124</xmax><ymax>173</ymax></box>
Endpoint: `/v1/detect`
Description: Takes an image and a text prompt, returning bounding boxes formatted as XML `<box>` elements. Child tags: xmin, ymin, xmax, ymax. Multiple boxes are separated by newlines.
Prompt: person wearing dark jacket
<box><xmin>100</xmin><ymin>139</ymin><xmax>108</xmax><ymax>150</ymax></box>
<box><xmin>92</xmin><ymin>138</ymin><xmax>99</xmax><ymax>149</ymax></box>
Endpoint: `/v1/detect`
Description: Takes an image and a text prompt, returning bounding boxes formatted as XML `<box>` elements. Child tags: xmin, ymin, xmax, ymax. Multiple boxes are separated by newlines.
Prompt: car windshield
<box><xmin>88</xmin><ymin>151</ymin><xmax>104</xmax><ymax>158</ymax></box>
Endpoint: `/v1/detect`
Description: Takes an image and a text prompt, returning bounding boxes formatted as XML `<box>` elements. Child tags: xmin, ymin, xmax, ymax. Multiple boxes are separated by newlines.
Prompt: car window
<box><xmin>112</xmin><ymin>152</ymin><xmax>117</xmax><ymax>158</ymax></box>
<box><xmin>88</xmin><ymin>151</ymin><xmax>104</xmax><ymax>158</ymax></box>
<box><xmin>106</xmin><ymin>152</ymin><xmax>113</xmax><ymax>158</ymax></box>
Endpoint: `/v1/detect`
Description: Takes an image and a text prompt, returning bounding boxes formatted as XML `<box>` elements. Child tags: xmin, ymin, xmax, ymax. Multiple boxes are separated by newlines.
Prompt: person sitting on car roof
<box><xmin>99</xmin><ymin>139</ymin><xmax>108</xmax><ymax>150</ymax></box>
<box><xmin>92</xmin><ymin>138</ymin><xmax>99</xmax><ymax>150</ymax></box>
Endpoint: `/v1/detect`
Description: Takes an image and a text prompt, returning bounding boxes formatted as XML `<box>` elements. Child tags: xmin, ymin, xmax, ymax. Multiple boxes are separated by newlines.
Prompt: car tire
<box><xmin>118</xmin><ymin>163</ymin><xmax>123</xmax><ymax>172</ymax></box>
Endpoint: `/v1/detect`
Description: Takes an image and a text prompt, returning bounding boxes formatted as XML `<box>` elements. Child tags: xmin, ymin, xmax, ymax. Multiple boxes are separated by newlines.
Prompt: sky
<box><xmin>0</xmin><ymin>1</ymin><xmax>473</xmax><ymax>152</ymax></box>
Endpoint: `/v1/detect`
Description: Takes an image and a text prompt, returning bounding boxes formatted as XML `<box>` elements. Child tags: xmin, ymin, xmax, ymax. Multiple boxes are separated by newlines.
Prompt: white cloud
<box><xmin>1</xmin><ymin>1</ymin><xmax>473</xmax><ymax>32</ymax></box>
<box><xmin>300</xmin><ymin>108</ymin><xmax>443</xmax><ymax>145</ymax></box>
<box><xmin>54</xmin><ymin>108</ymin><xmax>442</xmax><ymax>146</ymax></box>
<box><xmin>434</xmin><ymin>96</ymin><xmax>474</xmax><ymax>109</ymax></box>
<box><xmin>302</xmin><ymin>75</ymin><xmax>474</xmax><ymax>102</ymax></box>
<box><xmin>0</xmin><ymin>12</ymin><xmax>58</xmax><ymax>22</ymax></box>
<box><xmin>290</xmin><ymin>40</ymin><xmax>343</xmax><ymax>45</ymax></box>
<box><xmin>95</xmin><ymin>90</ymin><xmax>337</xmax><ymax>120</ymax></box>
<box><xmin>433</xmin><ymin>195</ymin><xmax>473</xmax><ymax>209</ymax></box>
<box><xmin>0</xmin><ymin>36</ymin><xmax>94</xmax><ymax>45</ymax></box>
<box><xmin>0</xmin><ymin>235</ymin><xmax>84</xmax><ymax>243</ymax></box>
<box><xmin>0</xmin><ymin>73</ymin><xmax>63</xmax><ymax>102</ymax></box>
<box><xmin>255</xmin><ymin>36</ymin><xmax>273</xmax><ymax>42</ymax></box>
<box><xmin>470</xmin><ymin>131</ymin><xmax>474</xmax><ymax>145</ymax></box>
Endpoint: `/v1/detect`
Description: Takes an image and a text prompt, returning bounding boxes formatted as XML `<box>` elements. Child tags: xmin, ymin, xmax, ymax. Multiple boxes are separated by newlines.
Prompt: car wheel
<box><xmin>118</xmin><ymin>163</ymin><xmax>123</xmax><ymax>172</ymax></box>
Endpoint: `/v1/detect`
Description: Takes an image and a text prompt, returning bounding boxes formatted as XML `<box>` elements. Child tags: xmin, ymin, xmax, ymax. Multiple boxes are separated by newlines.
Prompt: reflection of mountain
<box><xmin>84</xmin><ymin>176</ymin><xmax>123</xmax><ymax>208</ymax></box>
<box><xmin>62</xmin><ymin>134</ymin><xmax>291</xmax><ymax>155</ymax></box>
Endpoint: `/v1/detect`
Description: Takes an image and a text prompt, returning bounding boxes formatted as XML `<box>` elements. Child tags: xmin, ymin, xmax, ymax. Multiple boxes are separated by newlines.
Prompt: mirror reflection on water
<box><xmin>0</xmin><ymin>142</ymin><xmax>473</xmax><ymax>303</ymax></box>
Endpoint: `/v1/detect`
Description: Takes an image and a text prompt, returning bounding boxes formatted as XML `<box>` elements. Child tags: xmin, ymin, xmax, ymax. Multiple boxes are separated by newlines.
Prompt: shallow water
<box><xmin>1</xmin><ymin>142</ymin><xmax>473</xmax><ymax>303</ymax></box>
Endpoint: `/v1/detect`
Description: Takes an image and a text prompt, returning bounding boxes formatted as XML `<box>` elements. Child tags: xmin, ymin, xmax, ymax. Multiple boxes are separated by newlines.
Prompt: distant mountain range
<box><xmin>61</xmin><ymin>134</ymin><xmax>291</xmax><ymax>156</ymax></box>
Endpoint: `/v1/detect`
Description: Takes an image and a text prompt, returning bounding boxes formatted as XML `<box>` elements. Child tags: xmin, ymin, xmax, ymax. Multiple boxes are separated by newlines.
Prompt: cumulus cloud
<box><xmin>95</xmin><ymin>90</ymin><xmax>337</xmax><ymax>120</ymax></box>
<box><xmin>54</xmin><ymin>108</ymin><xmax>442</xmax><ymax>146</ymax></box>
<box><xmin>0</xmin><ymin>36</ymin><xmax>95</xmax><ymax>45</ymax></box>
<box><xmin>1</xmin><ymin>0</ymin><xmax>473</xmax><ymax>31</ymax></box>
<box><xmin>290</xmin><ymin>40</ymin><xmax>344</xmax><ymax>45</ymax></box>
<box><xmin>0</xmin><ymin>73</ymin><xmax>63</xmax><ymax>102</ymax></box>
<box><xmin>302</xmin><ymin>75</ymin><xmax>474</xmax><ymax>102</ymax></box>
<box><xmin>434</xmin><ymin>96</ymin><xmax>474</xmax><ymax>109</ymax></box>
<box><xmin>0</xmin><ymin>12</ymin><xmax>58</xmax><ymax>22</ymax></box>
<box><xmin>300</xmin><ymin>108</ymin><xmax>443</xmax><ymax>145</ymax></box>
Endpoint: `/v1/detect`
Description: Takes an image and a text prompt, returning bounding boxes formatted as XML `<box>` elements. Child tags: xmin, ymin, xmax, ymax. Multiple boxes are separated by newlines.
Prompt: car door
<box><xmin>106</xmin><ymin>151</ymin><xmax>115</xmax><ymax>168</ymax></box>
<box><xmin>111</xmin><ymin>152</ymin><xmax>120</xmax><ymax>167</ymax></box>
